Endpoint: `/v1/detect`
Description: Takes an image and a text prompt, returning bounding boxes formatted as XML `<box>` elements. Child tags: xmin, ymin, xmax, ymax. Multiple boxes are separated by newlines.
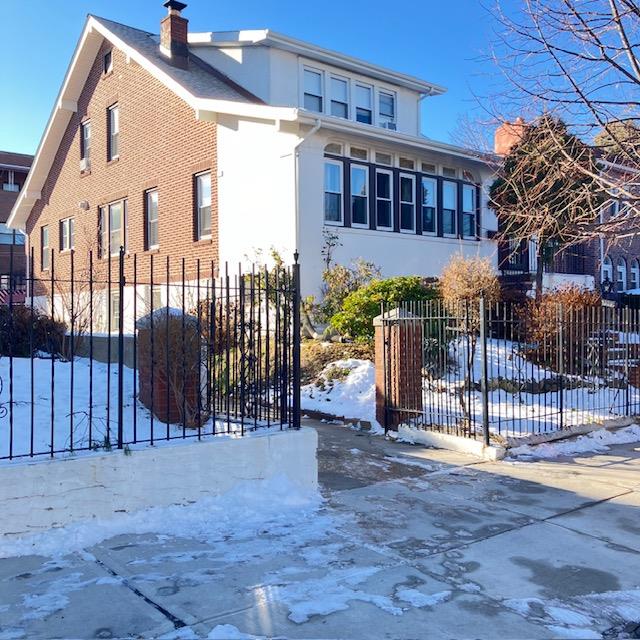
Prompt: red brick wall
<box><xmin>26</xmin><ymin>40</ymin><xmax>218</xmax><ymax>284</ymax></box>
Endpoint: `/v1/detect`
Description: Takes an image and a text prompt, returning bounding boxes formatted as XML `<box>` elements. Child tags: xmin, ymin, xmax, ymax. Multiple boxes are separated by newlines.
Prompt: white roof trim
<box><xmin>8</xmin><ymin>17</ymin><xmax>297</xmax><ymax>230</ymax></box>
<box><xmin>188</xmin><ymin>29</ymin><xmax>446</xmax><ymax>96</ymax></box>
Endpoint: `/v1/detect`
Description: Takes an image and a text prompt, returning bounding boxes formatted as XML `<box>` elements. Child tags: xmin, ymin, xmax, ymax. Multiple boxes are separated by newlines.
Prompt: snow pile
<box><xmin>395</xmin><ymin>588</ymin><xmax>451</xmax><ymax>608</ymax></box>
<box><xmin>301</xmin><ymin>359</ymin><xmax>382</xmax><ymax>431</ymax></box>
<box><xmin>0</xmin><ymin>474</ymin><xmax>322</xmax><ymax>559</ymax></box>
<box><xmin>509</xmin><ymin>424</ymin><xmax>640</xmax><ymax>459</ymax></box>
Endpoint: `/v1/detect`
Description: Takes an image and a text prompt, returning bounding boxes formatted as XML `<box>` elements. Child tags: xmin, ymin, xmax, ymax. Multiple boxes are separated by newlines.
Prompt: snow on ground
<box><xmin>0</xmin><ymin>475</ymin><xmax>321</xmax><ymax>559</ymax></box>
<box><xmin>301</xmin><ymin>359</ymin><xmax>383</xmax><ymax>432</ymax></box>
<box><xmin>508</xmin><ymin>424</ymin><xmax>640</xmax><ymax>459</ymax></box>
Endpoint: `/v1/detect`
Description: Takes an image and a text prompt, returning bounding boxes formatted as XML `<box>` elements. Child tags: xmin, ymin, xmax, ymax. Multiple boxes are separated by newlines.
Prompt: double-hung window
<box><xmin>351</xmin><ymin>165</ymin><xmax>369</xmax><ymax>227</ymax></box>
<box><xmin>80</xmin><ymin>121</ymin><xmax>91</xmax><ymax>161</ymax></box>
<box><xmin>60</xmin><ymin>217</ymin><xmax>74</xmax><ymax>252</ymax></box>
<box><xmin>355</xmin><ymin>84</ymin><xmax>373</xmax><ymax>124</ymax></box>
<box><xmin>41</xmin><ymin>225</ymin><xmax>50</xmax><ymax>271</ymax></box>
<box><xmin>195</xmin><ymin>171</ymin><xmax>212</xmax><ymax>240</ymax></box>
<box><xmin>462</xmin><ymin>184</ymin><xmax>477</xmax><ymax>238</ymax></box>
<box><xmin>399</xmin><ymin>174</ymin><xmax>416</xmax><ymax>232</ymax></box>
<box><xmin>324</xmin><ymin>161</ymin><xmax>343</xmax><ymax>224</ymax></box>
<box><xmin>303</xmin><ymin>68</ymin><xmax>323</xmax><ymax>113</ymax></box>
<box><xmin>378</xmin><ymin>91</ymin><xmax>396</xmax><ymax>128</ymax></box>
<box><xmin>99</xmin><ymin>200</ymin><xmax>127</xmax><ymax>258</ymax></box>
<box><xmin>330</xmin><ymin>76</ymin><xmax>348</xmax><ymax>119</ymax></box>
<box><xmin>145</xmin><ymin>189</ymin><xmax>159</xmax><ymax>250</ymax></box>
<box><xmin>107</xmin><ymin>104</ymin><xmax>119</xmax><ymax>160</ymax></box>
<box><xmin>375</xmin><ymin>170</ymin><xmax>393</xmax><ymax>230</ymax></box>
<box><xmin>421</xmin><ymin>177</ymin><xmax>437</xmax><ymax>234</ymax></box>
<box><xmin>442</xmin><ymin>181</ymin><xmax>458</xmax><ymax>236</ymax></box>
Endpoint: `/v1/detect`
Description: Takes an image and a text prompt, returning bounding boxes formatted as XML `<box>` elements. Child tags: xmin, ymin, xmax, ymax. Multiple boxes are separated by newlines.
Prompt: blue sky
<box><xmin>0</xmin><ymin>0</ymin><xmax>500</xmax><ymax>155</ymax></box>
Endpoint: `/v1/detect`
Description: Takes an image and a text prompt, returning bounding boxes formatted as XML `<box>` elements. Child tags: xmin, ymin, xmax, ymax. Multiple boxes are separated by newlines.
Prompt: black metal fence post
<box><xmin>292</xmin><ymin>252</ymin><xmax>301</xmax><ymax>429</ymax></box>
<box><xmin>479</xmin><ymin>297</ymin><xmax>490</xmax><ymax>447</ymax></box>
<box><xmin>117</xmin><ymin>246</ymin><xmax>125</xmax><ymax>449</ymax></box>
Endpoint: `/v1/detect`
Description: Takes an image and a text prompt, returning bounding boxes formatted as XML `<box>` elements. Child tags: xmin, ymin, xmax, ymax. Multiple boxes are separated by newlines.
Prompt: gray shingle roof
<box><xmin>92</xmin><ymin>16</ymin><xmax>260</xmax><ymax>104</ymax></box>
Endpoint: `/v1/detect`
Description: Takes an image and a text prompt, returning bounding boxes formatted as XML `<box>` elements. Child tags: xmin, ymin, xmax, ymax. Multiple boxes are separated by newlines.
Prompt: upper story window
<box><xmin>303</xmin><ymin>68</ymin><xmax>323</xmax><ymax>113</ymax></box>
<box><xmin>41</xmin><ymin>225</ymin><xmax>50</xmax><ymax>271</ymax></box>
<box><xmin>351</xmin><ymin>165</ymin><xmax>369</xmax><ymax>227</ymax></box>
<box><xmin>145</xmin><ymin>189</ymin><xmax>159</xmax><ymax>250</ymax></box>
<box><xmin>104</xmin><ymin>50</ymin><xmax>113</xmax><ymax>74</ymax></box>
<box><xmin>0</xmin><ymin>223</ymin><xmax>25</xmax><ymax>246</ymax></box>
<box><xmin>422</xmin><ymin>162</ymin><xmax>437</xmax><ymax>174</ymax></box>
<box><xmin>2</xmin><ymin>169</ymin><xmax>18</xmax><ymax>192</ymax></box>
<box><xmin>80</xmin><ymin>121</ymin><xmax>91</xmax><ymax>162</ymax></box>
<box><xmin>399</xmin><ymin>157</ymin><xmax>415</xmax><ymax>170</ymax></box>
<box><xmin>617</xmin><ymin>257</ymin><xmax>627</xmax><ymax>291</ymax></box>
<box><xmin>330</xmin><ymin>76</ymin><xmax>348</xmax><ymax>119</ymax></box>
<box><xmin>375</xmin><ymin>152</ymin><xmax>393</xmax><ymax>166</ymax></box>
<box><xmin>107</xmin><ymin>104</ymin><xmax>119</xmax><ymax>161</ymax></box>
<box><xmin>442</xmin><ymin>167</ymin><xmax>457</xmax><ymax>178</ymax></box>
<box><xmin>462</xmin><ymin>184</ymin><xmax>476</xmax><ymax>238</ymax></box>
<box><xmin>400</xmin><ymin>174</ymin><xmax>416</xmax><ymax>233</ymax></box>
<box><xmin>350</xmin><ymin>147</ymin><xmax>368</xmax><ymax>161</ymax></box>
<box><xmin>195</xmin><ymin>171</ymin><xmax>212</xmax><ymax>240</ymax></box>
<box><xmin>421</xmin><ymin>177</ymin><xmax>437</xmax><ymax>234</ymax></box>
<box><xmin>324</xmin><ymin>160</ymin><xmax>343</xmax><ymax>225</ymax></box>
<box><xmin>59</xmin><ymin>217</ymin><xmax>75</xmax><ymax>252</ymax></box>
<box><xmin>324</xmin><ymin>142</ymin><xmax>343</xmax><ymax>156</ymax></box>
<box><xmin>355</xmin><ymin>84</ymin><xmax>373</xmax><ymax>124</ymax></box>
<box><xmin>99</xmin><ymin>200</ymin><xmax>127</xmax><ymax>258</ymax></box>
<box><xmin>378</xmin><ymin>91</ymin><xmax>396</xmax><ymax>129</ymax></box>
<box><xmin>442</xmin><ymin>181</ymin><xmax>458</xmax><ymax>236</ymax></box>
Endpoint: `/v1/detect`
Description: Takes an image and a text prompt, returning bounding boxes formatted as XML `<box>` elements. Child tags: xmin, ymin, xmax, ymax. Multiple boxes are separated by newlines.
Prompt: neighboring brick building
<box><xmin>0</xmin><ymin>151</ymin><xmax>32</xmax><ymax>291</ymax></box>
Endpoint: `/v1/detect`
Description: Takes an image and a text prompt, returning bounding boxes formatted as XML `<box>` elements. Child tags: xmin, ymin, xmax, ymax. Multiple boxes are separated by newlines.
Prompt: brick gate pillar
<box><xmin>374</xmin><ymin>308</ymin><xmax>424</xmax><ymax>431</ymax></box>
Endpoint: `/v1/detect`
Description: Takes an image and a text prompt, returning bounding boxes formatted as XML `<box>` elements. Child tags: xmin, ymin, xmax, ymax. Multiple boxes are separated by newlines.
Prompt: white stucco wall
<box><xmin>0</xmin><ymin>427</ymin><xmax>318</xmax><ymax>540</ymax></box>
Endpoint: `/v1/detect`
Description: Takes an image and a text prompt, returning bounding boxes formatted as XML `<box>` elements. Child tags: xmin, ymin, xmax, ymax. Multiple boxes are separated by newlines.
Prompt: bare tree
<box><xmin>491</xmin><ymin>0</ymin><xmax>640</xmax><ymax>238</ymax></box>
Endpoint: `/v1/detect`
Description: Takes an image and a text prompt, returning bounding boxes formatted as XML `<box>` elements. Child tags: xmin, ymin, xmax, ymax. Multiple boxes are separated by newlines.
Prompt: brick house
<box><xmin>0</xmin><ymin>151</ymin><xmax>32</xmax><ymax>295</ymax></box>
<box><xmin>8</xmin><ymin>1</ymin><xmax>497</xmax><ymax>311</ymax></box>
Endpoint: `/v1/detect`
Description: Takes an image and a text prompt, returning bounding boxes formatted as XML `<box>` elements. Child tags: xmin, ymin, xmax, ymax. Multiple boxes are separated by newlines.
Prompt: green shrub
<box><xmin>330</xmin><ymin>276</ymin><xmax>438</xmax><ymax>342</ymax></box>
<box><xmin>0</xmin><ymin>306</ymin><xmax>66</xmax><ymax>357</ymax></box>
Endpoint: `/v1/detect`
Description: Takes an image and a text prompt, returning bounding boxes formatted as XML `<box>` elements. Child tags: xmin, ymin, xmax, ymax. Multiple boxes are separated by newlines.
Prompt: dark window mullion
<box><xmin>369</xmin><ymin>168</ymin><xmax>376</xmax><ymax>230</ymax></box>
<box><xmin>392</xmin><ymin>169</ymin><xmax>400</xmax><ymax>233</ymax></box>
<box><xmin>436</xmin><ymin>178</ymin><xmax>443</xmax><ymax>238</ymax></box>
<box><xmin>343</xmin><ymin>159</ymin><xmax>351</xmax><ymax>228</ymax></box>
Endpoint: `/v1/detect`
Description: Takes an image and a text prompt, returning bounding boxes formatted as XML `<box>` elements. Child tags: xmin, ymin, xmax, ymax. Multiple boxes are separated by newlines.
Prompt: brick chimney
<box><xmin>160</xmin><ymin>0</ymin><xmax>189</xmax><ymax>70</ymax></box>
<box><xmin>494</xmin><ymin>117</ymin><xmax>526</xmax><ymax>156</ymax></box>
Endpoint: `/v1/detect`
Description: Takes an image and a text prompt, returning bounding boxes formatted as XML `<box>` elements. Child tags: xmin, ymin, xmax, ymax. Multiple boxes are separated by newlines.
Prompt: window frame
<box><xmin>378</xmin><ymin>89</ymin><xmax>396</xmax><ymax>127</ymax></box>
<box><xmin>98</xmin><ymin>199</ymin><xmax>127</xmax><ymax>259</ymax></box>
<box><xmin>80</xmin><ymin>120</ymin><xmax>91</xmax><ymax>161</ymax></box>
<box><xmin>462</xmin><ymin>184</ymin><xmax>477</xmax><ymax>239</ymax></box>
<box><xmin>375</xmin><ymin>168</ymin><xmax>394</xmax><ymax>231</ymax></box>
<box><xmin>631</xmin><ymin>259</ymin><xmax>640</xmax><ymax>290</ymax></box>
<box><xmin>329</xmin><ymin>75</ymin><xmax>349</xmax><ymax>119</ymax></box>
<box><xmin>303</xmin><ymin>67</ymin><xmax>324</xmax><ymax>113</ymax></box>
<box><xmin>421</xmin><ymin>176</ymin><xmax>437</xmax><ymax>235</ymax></box>
<box><xmin>107</xmin><ymin>104</ymin><xmax>119</xmax><ymax>161</ymax></box>
<box><xmin>399</xmin><ymin>173</ymin><xmax>416</xmax><ymax>233</ymax></box>
<box><xmin>59</xmin><ymin>217</ymin><xmax>75</xmax><ymax>252</ymax></box>
<box><xmin>104</xmin><ymin>50</ymin><xmax>113</xmax><ymax>74</ymax></box>
<box><xmin>355</xmin><ymin>83</ymin><xmax>373</xmax><ymax>125</ymax></box>
<box><xmin>350</xmin><ymin>164</ymin><xmax>370</xmax><ymax>228</ymax></box>
<box><xmin>41</xmin><ymin>225</ymin><xmax>50</xmax><ymax>272</ymax></box>
<box><xmin>195</xmin><ymin>171</ymin><xmax>212</xmax><ymax>240</ymax></box>
<box><xmin>323</xmin><ymin>159</ymin><xmax>343</xmax><ymax>226</ymax></box>
<box><xmin>442</xmin><ymin>180</ymin><xmax>458</xmax><ymax>237</ymax></box>
<box><xmin>602</xmin><ymin>255</ymin><xmax>613</xmax><ymax>283</ymax></box>
<box><xmin>616</xmin><ymin>257</ymin><xmax>627</xmax><ymax>292</ymax></box>
<box><xmin>145</xmin><ymin>188</ymin><xmax>159</xmax><ymax>250</ymax></box>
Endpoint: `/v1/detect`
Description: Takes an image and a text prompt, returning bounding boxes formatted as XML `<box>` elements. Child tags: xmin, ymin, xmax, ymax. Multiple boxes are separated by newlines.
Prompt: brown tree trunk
<box><xmin>535</xmin><ymin>241</ymin><xmax>545</xmax><ymax>301</ymax></box>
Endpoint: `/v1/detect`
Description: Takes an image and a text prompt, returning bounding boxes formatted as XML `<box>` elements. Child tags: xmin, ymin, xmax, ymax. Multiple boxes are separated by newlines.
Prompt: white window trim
<box><xmin>196</xmin><ymin>171</ymin><xmax>212</xmax><ymax>240</ymax></box>
<box><xmin>350</xmin><ymin>164</ymin><xmax>370</xmax><ymax>229</ymax></box>
<box><xmin>146</xmin><ymin>189</ymin><xmax>159</xmax><ymax>250</ymax></box>
<box><xmin>375</xmin><ymin>169</ymin><xmax>394</xmax><ymax>231</ymax></box>
<box><xmin>421</xmin><ymin>176</ymin><xmax>438</xmax><ymax>236</ymax></box>
<box><xmin>354</xmin><ymin>82</ymin><xmax>374</xmax><ymax>126</ymax></box>
<box><xmin>329</xmin><ymin>73</ymin><xmax>350</xmax><ymax>120</ymax></box>
<box><xmin>442</xmin><ymin>180</ymin><xmax>458</xmax><ymax>238</ymax></box>
<box><xmin>324</xmin><ymin>159</ymin><xmax>344</xmax><ymax>226</ymax></box>
<box><xmin>60</xmin><ymin>217</ymin><xmax>74</xmax><ymax>252</ymax></box>
<box><xmin>462</xmin><ymin>184</ymin><xmax>477</xmax><ymax>239</ymax></box>
<box><xmin>302</xmin><ymin>65</ymin><xmax>324</xmax><ymax>114</ymax></box>
<box><xmin>399</xmin><ymin>173</ymin><xmax>416</xmax><ymax>233</ymax></box>
<box><xmin>377</xmin><ymin>88</ymin><xmax>397</xmax><ymax>128</ymax></box>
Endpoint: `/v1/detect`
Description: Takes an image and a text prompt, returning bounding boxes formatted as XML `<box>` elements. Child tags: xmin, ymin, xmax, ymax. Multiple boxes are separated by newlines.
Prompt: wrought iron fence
<box><xmin>0</xmin><ymin>248</ymin><xmax>301</xmax><ymax>461</ymax></box>
<box><xmin>380</xmin><ymin>299</ymin><xmax>640</xmax><ymax>441</ymax></box>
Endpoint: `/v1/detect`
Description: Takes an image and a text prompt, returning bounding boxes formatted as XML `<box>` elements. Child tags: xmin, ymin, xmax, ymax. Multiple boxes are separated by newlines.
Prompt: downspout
<box><xmin>293</xmin><ymin>118</ymin><xmax>321</xmax><ymax>256</ymax></box>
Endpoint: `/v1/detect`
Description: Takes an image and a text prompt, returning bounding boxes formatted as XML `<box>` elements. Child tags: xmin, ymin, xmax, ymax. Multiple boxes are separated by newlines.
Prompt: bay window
<box><xmin>421</xmin><ymin>177</ymin><xmax>437</xmax><ymax>234</ymax></box>
<box><xmin>443</xmin><ymin>181</ymin><xmax>458</xmax><ymax>236</ymax></box>
<box><xmin>355</xmin><ymin>84</ymin><xmax>372</xmax><ymax>124</ymax></box>
<box><xmin>400</xmin><ymin>174</ymin><xmax>415</xmax><ymax>232</ymax></box>
<box><xmin>324</xmin><ymin>160</ymin><xmax>343</xmax><ymax>224</ymax></box>
<box><xmin>376</xmin><ymin>170</ymin><xmax>393</xmax><ymax>230</ymax></box>
<box><xmin>303</xmin><ymin>68</ymin><xmax>323</xmax><ymax>113</ymax></box>
<box><xmin>351</xmin><ymin>165</ymin><xmax>369</xmax><ymax>227</ymax></box>
<box><xmin>330</xmin><ymin>76</ymin><xmax>348</xmax><ymax>118</ymax></box>
<box><xmin>462</xmin><ymin>184</ymin><xmax>477</xmax><ymax>238</ymax></box>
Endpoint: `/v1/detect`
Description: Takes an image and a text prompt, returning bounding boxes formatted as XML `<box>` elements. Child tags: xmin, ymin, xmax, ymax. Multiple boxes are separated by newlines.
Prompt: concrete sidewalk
<box><xmin>1</xmin><ymin>420</ymin><xmax>640</xmax><ymax>639</ymax></box>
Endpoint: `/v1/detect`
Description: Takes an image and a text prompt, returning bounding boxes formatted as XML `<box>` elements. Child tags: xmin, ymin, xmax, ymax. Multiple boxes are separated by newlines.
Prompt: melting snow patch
<box><xmin>508</xmin><ymin>425</ymin><xmax>640</xmax><ymax>459</ymax></box>
<box><xmin>395</xmin><ymin>588</ymin><xmax>451</xmax><ymax>608</ymax></box>
<box><xmin>207</xmin><ymin>625</ymin><xmax>267</xmax><ymax>639</ymax></box>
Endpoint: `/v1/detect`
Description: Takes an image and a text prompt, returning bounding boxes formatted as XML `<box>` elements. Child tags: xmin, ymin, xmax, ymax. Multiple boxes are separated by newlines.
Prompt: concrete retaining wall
<box><xmin>0</xmin><ymin>427</ymin><xmax>317</xmax><ymax>539</ymax></box>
